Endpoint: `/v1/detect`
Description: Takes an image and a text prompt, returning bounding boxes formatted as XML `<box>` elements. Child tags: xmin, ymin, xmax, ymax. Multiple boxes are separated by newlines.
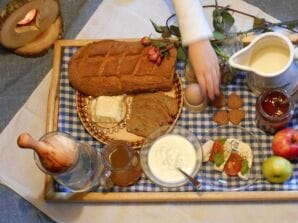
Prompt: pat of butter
<box><xmin>91</xmin><ymin>95</ymin><xmax>125</xmax><ymax>123</ymax></box>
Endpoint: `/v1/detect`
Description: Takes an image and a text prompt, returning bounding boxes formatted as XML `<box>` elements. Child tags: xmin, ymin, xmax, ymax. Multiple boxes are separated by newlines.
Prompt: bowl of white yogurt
<box><xmin>140</xmin><ymin>125</ymin><xmax>203</xmax><ymax>188</ymax></box>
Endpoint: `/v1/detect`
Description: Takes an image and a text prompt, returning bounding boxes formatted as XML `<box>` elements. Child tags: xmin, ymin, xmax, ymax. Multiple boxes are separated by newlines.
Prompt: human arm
<box><xmin>172</xmin><ymin>0</ymin><xmax>220</xmax><ymax>100</ymax></box>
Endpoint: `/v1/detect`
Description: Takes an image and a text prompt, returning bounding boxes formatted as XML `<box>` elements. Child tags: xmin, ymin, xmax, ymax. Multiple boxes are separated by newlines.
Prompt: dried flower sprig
<box><xmin>140</xmin><ymin>36</ymin><xmax>176</xmax><ymax>65</ymax></box>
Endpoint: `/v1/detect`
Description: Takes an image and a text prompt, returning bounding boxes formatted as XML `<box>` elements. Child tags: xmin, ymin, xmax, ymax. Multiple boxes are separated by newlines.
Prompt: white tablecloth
<box><xmin>1</xmin><ymin>0</ymin><xmax>297</xmax><ymax>222</ymax></box>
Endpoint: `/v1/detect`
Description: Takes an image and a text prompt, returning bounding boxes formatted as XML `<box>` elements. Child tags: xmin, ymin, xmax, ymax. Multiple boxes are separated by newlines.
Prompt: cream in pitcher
<box><xmin>229</xmin><ymin>32</ymin><xmax>298</xmax><ymax>95</ymax></box>
<box><xmin>250</xmin><ymin>45</ymin><xmax>290</xmax><ymax>74</ymax></box>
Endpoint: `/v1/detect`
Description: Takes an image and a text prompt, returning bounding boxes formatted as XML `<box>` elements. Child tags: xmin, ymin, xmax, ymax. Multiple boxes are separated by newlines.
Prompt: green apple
<box><xmin>262</xmin><ymin>156</ymin><xmax>293</xmax><ymax>183</ymax></box>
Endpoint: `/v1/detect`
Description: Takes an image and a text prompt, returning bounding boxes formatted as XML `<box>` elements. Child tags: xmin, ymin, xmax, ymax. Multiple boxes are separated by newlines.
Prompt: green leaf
<box><xmin>152</xmin><ymin>41</ymin><xmax>167</xmax><ymax>48</ymax></box>
<box><xmin>174</xmin><ymin>41</ymin><xmax>180</xmax><ymax>48</ymax></box>
<box><xmin>213</xmin><ymin>10</ymin><xmax>224</xmax><ymax>33</ymax></box>
<box><xmin>261</xmin><ymin>27</ymin><xmax>273</xmax><ymax>33</ymax></box>
<box><xmin>163</xmin><ymin>50</ymin><xmax>170</xmax><ymax>58</ymax></box>
<box><xmin>212</xmin><ymin>43</ymin><xmax>230</xmax><ymax>61</ymax></box>
<box><xmin>169</xmin><ymin>25</ymin><xmax>181</xmax><ymax>37</ymax></box>
<box><xmin>161</xmin><ymin>26</ymin><xmax>172</xmax><ymax>38</ymax></box>
<box><xmin>177</xmin><ymin>46</ymin><xmax>187</xmax><ymax>61</ymax></box>
<box><xmin>287</xmin><ymin>23</ymin><xmax>296</xmax><ymax>30</ymax></box>
<box><xmin>214</xmin><ymin>153</ymin><xmax>225</xmax><ymax>167</ymax></box>
<box><xmin>149</xmin><ymin>24</ymin><xmax>171</xmax><ymax>38</ymax></box>
<box><xmin>212</xmin><ymin>7</ymin><xmax>234</xmax><ymax>34</ymax></box>
<box><xmin>241</xmin><ymin>159</ymin><xmax>249</xmax><ymax>175</ymax></box>
<box><xmin>221</xmin><ymin>10</ymin><xmax>235</xmax><ymax>32</ymax></box>
<box><xmin>150</xmin><ymin>20</ymin><xmax>164</xmax><ymax>33</ymax></box>
<box><xmin>219</xmin><ymin>138</ymin><xmax>227</xmax><ymax>145</ymax></box>
<box><xmin>253</xmin><ymin>17</ymin><xmax>266</xmax><ymax>28</ymax></box>
<box><xmin>213</xmin><ymin>31</ymin><xmax>225</xmax><ymax>40</ymax></box>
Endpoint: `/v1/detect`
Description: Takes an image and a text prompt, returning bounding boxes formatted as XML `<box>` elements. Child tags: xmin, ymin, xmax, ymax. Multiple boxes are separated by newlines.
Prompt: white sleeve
<box><xmin>172</xmin><ymin>0</ymin><xmax>212</xmax><ymax>46</ymax></box>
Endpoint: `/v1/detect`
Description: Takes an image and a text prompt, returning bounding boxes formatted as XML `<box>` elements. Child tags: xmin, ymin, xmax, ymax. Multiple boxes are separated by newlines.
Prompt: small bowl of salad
<box><xmin>199</xmin><ymin>125</ymin><xmax>265</xmax><ymax>191</ymax></box>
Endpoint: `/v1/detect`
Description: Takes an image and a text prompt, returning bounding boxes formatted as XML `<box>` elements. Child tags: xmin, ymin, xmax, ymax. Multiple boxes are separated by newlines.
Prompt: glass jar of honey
<box><xmin>255</xmin><ymin>89</ymin><xmax>294</xmax><ymax>134</ymax></box>
<box><xmin>102</xmin><ymin>140</ymin><xmax>142</xmax><ymax>187</ymax></box>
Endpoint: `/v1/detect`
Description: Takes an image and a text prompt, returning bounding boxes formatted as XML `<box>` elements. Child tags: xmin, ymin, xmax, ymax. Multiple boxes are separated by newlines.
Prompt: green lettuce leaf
<box><xmin>241</xmin><ymin>159</ymin><xmax>249</xmax><ymax>175</ymax></box>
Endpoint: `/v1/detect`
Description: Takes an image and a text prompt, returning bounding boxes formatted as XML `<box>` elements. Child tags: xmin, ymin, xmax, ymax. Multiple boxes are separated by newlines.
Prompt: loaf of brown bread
<box><xmin>68</xmin><ymin>40</ymin><xmax>177</xmax><ymax>97</ymax></box>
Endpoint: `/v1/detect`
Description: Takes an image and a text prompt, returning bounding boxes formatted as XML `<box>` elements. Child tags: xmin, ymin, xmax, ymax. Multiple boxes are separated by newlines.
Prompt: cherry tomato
<box><xmin>224</xmin><ymin>152</ymin><xmax>243</xmax><ymax>176</ymax></box>
<box><xmin>209</xmin><ymin>140</ymin><xmax>224</xmax><ymax>162</ymax></box>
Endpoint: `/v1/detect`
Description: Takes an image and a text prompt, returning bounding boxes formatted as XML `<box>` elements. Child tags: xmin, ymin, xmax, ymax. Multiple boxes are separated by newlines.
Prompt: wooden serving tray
<box><xmin>45</xmin><ymin>39</ymin><xmax>298</xmax><ymax>202</ymax></box>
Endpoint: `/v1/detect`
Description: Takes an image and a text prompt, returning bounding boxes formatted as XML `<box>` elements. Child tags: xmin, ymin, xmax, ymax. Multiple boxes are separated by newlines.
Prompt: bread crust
<box><xmin>68</xmin><ymin>40</ymin><xmax>177</xmax><ymax>96</ymax></box>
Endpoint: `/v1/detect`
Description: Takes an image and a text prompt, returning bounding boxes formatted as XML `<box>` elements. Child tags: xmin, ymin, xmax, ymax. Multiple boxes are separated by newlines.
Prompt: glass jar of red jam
<box><xmin>255</xmin><ymin>89</ymin><xmax>294</xmax><ymax>134</ymax></box>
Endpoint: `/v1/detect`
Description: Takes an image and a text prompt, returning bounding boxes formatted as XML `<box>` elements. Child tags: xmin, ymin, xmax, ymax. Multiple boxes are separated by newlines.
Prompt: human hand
<box><xmin>188</xmin><ymin>39</ymin><xmax>221</xmax><ymax>100</ymax></box>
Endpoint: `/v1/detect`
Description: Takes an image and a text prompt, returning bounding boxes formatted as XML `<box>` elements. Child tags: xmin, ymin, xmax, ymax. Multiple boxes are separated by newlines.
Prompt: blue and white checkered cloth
<box><xmin>56</xmin><ymin>46</ymin><xmax>298</xmax><ymax>193</ymax></box>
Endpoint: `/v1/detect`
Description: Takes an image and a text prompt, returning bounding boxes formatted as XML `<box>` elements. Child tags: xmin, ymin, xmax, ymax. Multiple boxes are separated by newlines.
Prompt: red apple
<box><xmin>272</xmin><ymin>128</ymin><xmax>298</xmax><ymax>159</ymax></box>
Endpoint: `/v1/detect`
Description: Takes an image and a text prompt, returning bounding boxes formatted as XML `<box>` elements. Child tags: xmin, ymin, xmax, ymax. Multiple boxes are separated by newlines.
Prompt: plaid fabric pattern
<box><xmin>56</xmin><ymin>46</ymin><xmax>298</xmax><ymax>193</ymax></box>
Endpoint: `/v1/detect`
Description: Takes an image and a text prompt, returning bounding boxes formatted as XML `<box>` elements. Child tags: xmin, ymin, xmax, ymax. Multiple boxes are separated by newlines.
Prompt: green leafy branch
<box><xmin>204</xmin><ymin>2</ymin><xmax>298</xmax><ymax>38</ymax></box>
<box><xmin>241</xmin><ymin>18</ymin><xmax>298</xmax><ymax>35</ymax></box>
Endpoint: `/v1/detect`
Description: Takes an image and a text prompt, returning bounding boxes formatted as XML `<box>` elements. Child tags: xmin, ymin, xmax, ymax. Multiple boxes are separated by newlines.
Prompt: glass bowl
<box><xmin>200</xmin><ymin>125</ymin><xmax>265</xmax><ymax>191</ymax></box>
<box><xmin>140</xmin><ymin>125</ymin><xmax>203</xmax><ymax>188</ymax></box>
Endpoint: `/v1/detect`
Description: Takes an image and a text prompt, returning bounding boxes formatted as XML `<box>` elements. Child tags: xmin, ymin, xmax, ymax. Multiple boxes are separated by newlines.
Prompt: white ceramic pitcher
<box><xmin>229</xmin><ymin>32</ymin><xmax>298</xmax><ymax>95</ymax></box>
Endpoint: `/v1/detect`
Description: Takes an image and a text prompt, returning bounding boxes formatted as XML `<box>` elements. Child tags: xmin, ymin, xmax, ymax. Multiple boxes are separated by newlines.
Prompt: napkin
<box><xmin>1</xmin><ymin>1</ymin><xmax>297</xmax><ymax>223</ymax></box>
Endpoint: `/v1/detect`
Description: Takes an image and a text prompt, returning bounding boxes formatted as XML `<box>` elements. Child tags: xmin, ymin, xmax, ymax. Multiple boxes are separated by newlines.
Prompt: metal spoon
<box><xmin>177</xmin><ymin>167</ymin><xmax>201</xmax><ymax>188</ymax></box>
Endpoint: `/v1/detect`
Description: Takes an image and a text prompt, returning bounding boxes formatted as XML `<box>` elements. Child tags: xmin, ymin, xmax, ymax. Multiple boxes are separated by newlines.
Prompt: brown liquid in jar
<box><xmin>256</xmin><ymin>89</ymin><xmax>293</xmax><ymax>134</ymax></box>
<box><xmin>104</xmin><ymin>140</ymin><xmax>142</xmax><ymax>187</ymax></box>
<box><xmin>109</xmin><ymin>145</ymin><xmax>130</xmax><ymax>169</ymax></box>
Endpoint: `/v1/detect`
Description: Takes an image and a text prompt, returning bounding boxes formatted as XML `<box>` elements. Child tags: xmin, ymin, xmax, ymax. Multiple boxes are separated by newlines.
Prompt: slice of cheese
<box><xmin>236</xmin><ymin>141</ymin><xmax>253</xmax><ymax>180</ymax></box>
<box><xmin>202</xmin><ymin>140</ymin><xmax>214</xmax><ymax>162</ymax></box>
<box><xmin>91</xmin><ymin>95</ymin><xmax>126</xmax><ymax>123</ymax></box>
